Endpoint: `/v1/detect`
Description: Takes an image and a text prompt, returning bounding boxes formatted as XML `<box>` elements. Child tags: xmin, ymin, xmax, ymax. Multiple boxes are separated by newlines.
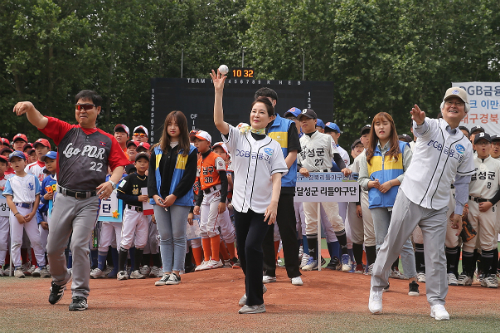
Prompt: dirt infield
<box><xmin>1</xmin><ymin>267</ymin><xmax>499</xmax><ymax>332</ymax></box>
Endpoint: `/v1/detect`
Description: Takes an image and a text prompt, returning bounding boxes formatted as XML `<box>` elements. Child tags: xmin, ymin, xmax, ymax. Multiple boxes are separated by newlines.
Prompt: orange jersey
<box><xmin>197</xmin><ymin>151</ymin><xmax>226</xmax><ymax>190</ymax></box>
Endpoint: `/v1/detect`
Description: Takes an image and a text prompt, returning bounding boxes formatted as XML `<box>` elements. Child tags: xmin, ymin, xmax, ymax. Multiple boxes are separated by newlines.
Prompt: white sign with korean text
<box><xmin>454</xmin><ymin>82</ymin><xmax>500</xmax><ymax>135</ymax></box>
<box><xmin>0</xmin><ymin>197</ymin><xmax>10</xmax><ymax>217</ymax></box>
<box><xmin>98</xmin><ymin>190</ymin><xmax>123</xmax><ymax>222</ymax></box>
<box><xmin>294</xmin><ymin>172</ymin><xmax>359</xmax><ymax>202</ymax></box>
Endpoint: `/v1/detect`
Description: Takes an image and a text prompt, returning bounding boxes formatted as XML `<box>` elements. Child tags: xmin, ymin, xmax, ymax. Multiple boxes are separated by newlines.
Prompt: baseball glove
<box><xmin>460</xmin><ymin>214</ymin><xmax>477</xmax><ymax>243</ymax></box>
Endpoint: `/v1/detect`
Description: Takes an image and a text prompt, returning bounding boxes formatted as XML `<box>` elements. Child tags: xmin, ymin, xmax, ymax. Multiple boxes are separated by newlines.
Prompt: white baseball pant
<box><xmin>218</xmin><ymin>209</ymin><xmax>235</xmax><ymax>243</ymax></box>
<box><xmin>143</xmin><ymin>217</ymin><xmax>159</xmax><ymax>255</ymax></box>
<box><xmin>303</xmin><ymin>201</ymin><xmax>344</xmax><ymax>235</ymax></box>
<box><xmin>120</xmin><ymin>207</ymin><xmax>149</xmax><ymax>250</ymax></box>
<box><xmin>464</xmin><ymin>200</ymin><xmax>498</xmax><ymax>252</ymax></box>
<box><xmin>10</xmin><ymin>206</ymin><xmax>46</xmax><ymax>268</ymax></box>
<box><xmin>98</xmin><ymin>221</ymin><xmax>122</xmax><ymax>252</ymax></box>
<box><xmin>200</xmin><ymin>190</ymin><xmax>223</xmax><ymax>238</ymax></box>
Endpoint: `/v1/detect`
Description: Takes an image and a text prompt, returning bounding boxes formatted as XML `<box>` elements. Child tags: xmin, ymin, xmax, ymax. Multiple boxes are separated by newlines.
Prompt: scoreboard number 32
<box><xmin>231</xmin><ymin>68</ymin><xmax>255</xmax><ymax>79</ymax></box>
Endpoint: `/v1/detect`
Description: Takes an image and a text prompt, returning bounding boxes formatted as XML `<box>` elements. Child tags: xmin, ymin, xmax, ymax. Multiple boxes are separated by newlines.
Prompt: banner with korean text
<box><xmin>294</xmin><ymin>172</ymin><xmax>359</xmax><ymax>202</ymax></box>
<box><xmin>454</xmin><ymin>82</ymin><xmax>500</xmax><ymax>135</ymax></box>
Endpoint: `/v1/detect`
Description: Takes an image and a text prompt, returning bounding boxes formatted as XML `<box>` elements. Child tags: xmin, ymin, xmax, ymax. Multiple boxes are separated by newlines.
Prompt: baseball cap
<box><xmin>283</xmin><ymin>107</ymin><xmax>301</xmax><ymax>118</ymax></box>
<box><xmin>297</xmin><ymin>109</ymin><xmax>317</xmax><ymax>120</ymax></box>
<box><xmin>190</xmin><ymin>130</ymin><xmax>211</xmax><ymax>143</ymax></box>
<box><xmin>351</xmin><ymin>138</ymin><xmax>363</xmax><ymax>150</ymax></box>
<box><xmin>0</xmin><ymin>155</ymin><xmax>8</xmax><ymax>163</ymax></box>
<box><xmin>474</xmin><ymin>132</ymin><xmax>491</xmax><ymax>144</ymax></box>
<box><xmin>325</xmin><ymin>122</ymin><xmax>342</xmax><ymax>133</ymax></box>
<box><xmin>126</xmin><ymin>140</ymin><xmax>140</xmax><ymax>148</ymax></box>
<box><xmin>27</xmin><ymin>148</ymin><xmax>36</xmax><ymax>156</ymax></box>
<box><xmin>33</xmin><ymin>138</ymin><xmax>51</xmax><ymax>149</ymax></box>
<box><xmin>470</xmin><ymin>125</ymin><xmax>484</xmax><ymax>134</ymax></box>
<box><xmin>212</xmin><ymin>142</ymin><xmax>228</xmax><ymax>154</ymax></box>
<box><xmin>136</xmin><ymin>142</ymin><xmax>151</xmax><ymax>151</ymax></box>
<box><xmin>114</xmin><ymin>124</ymin><xmax>130</xmax><ymax>136</ymax></box>
<box><xmin>9</xmin><ymin>150</ymin><xmax>26</xmax><ymax>161</ymax></box>
<box><xmin>133</xmin><ymin>125</ymin><xmax>149</xmax><ymax>137</ymax></box>
<box><xmin>458</xmin><ymin>126</ymin><xmax>470</xmax><ymax>135</ymax></box>
<box><xmin>125</xmin><ymin>164</ymin><xmax>137</xmax><ymax>174</ymax></box>
<box><xmin>316</xmin><ymin>119</ymin><xmax>325</xmax><ymax>129</ymax></box>
<box><xmin>360</xmin><ymin>124</ymin><xmax>371</xmax><ymax>135</ymax></box>
<box><xmin>1</xmin><ymin>138</ymin><xmax>10</xmax><ymax>146</ymax></box>
<box><xmin>12</xmin><ymin>133</ymin><xmax>28</xmax><ymax>143</ymax></box>
<box><xmin>443</xmin><ymin>87</ymin><xmax>468</xmax><ymax>103</ymax></box>
<box><xmin>41</xmin><ymin>151</ymin><xmax>57</xmax><ymax>162</ymax></box>
<box><xmin>0</xmin><ymin>147</ymin><xmax>13</xmax><ymax>156</ymax></box>
<box><xmin>135</xmin><ymin>152</ymin><xmax>150</xmax><ymax>162</ymax></box>
<box><xmin>22</xmin><ymin>143</ymin><xmax>33</xmax><ymax>151</ymax></box>
<box><xmin>490</xmin><ymin>135</ymin><xmax>500</xmax><ymax>142</ymax></box>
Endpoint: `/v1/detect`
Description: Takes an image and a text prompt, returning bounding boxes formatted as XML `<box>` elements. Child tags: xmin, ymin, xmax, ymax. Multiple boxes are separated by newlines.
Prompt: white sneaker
<box><xmin>239</xmin><ymin>285</ymin><xmax>267</xmax><ymax>306</ymax></box>
<box><xmin>291</xmin><ymin>276</ymin><xmax>303</xmax><ymax>286</ymax></box>
<box><xmin>368</xmin><ymin>288</ymin><xmax>383</xmax><ymax>314</ymax></box>
<box><xmin>481</xmin><ymin>274</ymin><xmax>498</xmax><ymax>288</ymax></box>
<box><xmin>430</xmin><ymin>304</ymin><xmax>450</xmax><ymax>320</ymax></box>
<box><xmin>299</xmin><ymin>254</ymin><xmax>310</xmax><ymax>269</ymax></box>
<box><xmin>155</xmin><ymin>273</ymin><xmax>170</xmax><ymax>286</ymax></box>
<box><xmin>205</xmin><ymin>259</ymin><xmax>223</xmax><ymax>269</ymax></box>
<box><xmin>140</xmin><ymin>265</ymin><xmax>151</xmax><ymax>276</ymax></box>
<box><xmin>90</xmin><ymin>268</ymin><xmax>104</xmax><ymax>279</ymax></box>
<box><xmin>364</xmin><ymin>263</ymin><xmax>374</xmax><ymax>276</ymax></box>
<box><xmin>416</xmin><ymin>272</ymin><xmax>426</xmax><ymax>283</ymax></box>
<box><xmin>341</xmin><ymin>254</ymin><xmax>351</xmax><ymax>272</ymax></box>
<box><xmin>238</xmin><ymin>304</ymin><xmax>266</xmax><ymax>314</ymax></box>
<box><xmin>102</xmin><ymin>266</ymin><xmax>113</xmax><ymax>277</ymax></box>
<box><xmin>14</xmin><ymin>267</ymin><xmax>25</xmax><ymax>278</ymax></box>
<box><xmin>32</xmin><ymin>267</ymin><xmax>41</xmax><ymax>277</ymax></box>
<box><xmin>389</xmin><ymin>269</ymin><xmax>404</xmax><ymax>279</ymax></box>
<box><xmin>447</xmin><ymin>273</ymin><xmax>458</xmax><ymax>286</ymax></box>
<box><xmin>263</xmin><ymin>275</ymin><xmax>276</xmax><ymax>284</ymax></box>
<box><xmin>166</xmin><ymin>273</ymin><xmax>181</xmax><ymax>285</ymax></box>
<box><xmin>457</xmin><ymin>274</ymin><xmax>473</xmax><ymax>286</ymax></box>
<box><xmin>195</xmin><ymin>261</ymin><xmax>209</xmax><ymax>271</ymax></box>
<box><xmin>40</xmin><ymin>267</ymin><xmax>51</xmax><ymax>278</ymax></box>
<box><xmin>0</xmin><ymin>267</ymin><xmax>4</xmax><ymax>276</ymax></box>
<box><xmin>130</xmin><ymin>270</ymin><xmax>145</xmax><ymax>279</ymax></box>
<box><xmin>149</xmin><ymin>266</ymin><xmax>161</xmax><ymax>278</ymax></box>
<box><xmin>117</xmin><ymin>271</ymin><xmax>129</xmax><ymax>280</ymax></box>
<box><xmin>302</xmin><ymin>257</ymin><xmax>319</xmax><ymax>271</ymax></box>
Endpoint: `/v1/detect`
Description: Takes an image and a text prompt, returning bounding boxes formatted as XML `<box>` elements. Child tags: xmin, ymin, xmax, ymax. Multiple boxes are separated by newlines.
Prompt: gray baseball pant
<box><xmin>371</xmin><ymin>189</ymin><xmax>448</xmax><ymax>306</ymax></box>
<box><xmin>47</xmin><ymin>194</ymin><xmax>99</xmax><ymax>298</ymax></box>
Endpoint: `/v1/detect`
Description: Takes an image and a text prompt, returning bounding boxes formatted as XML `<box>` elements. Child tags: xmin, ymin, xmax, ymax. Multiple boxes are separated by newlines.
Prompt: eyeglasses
<box><xmin>134</xmin><ymin>133</ymin><xmax>146</xmax><ymax>137</ymax></box>
<box><xmin>445</xmin><ymin>101</ymin><xmax>464</xmax><ymax>107</ymax></box>
<box><xmin>75</xmin><ymin>104</ymin><xmax>96</xmax><ymax>111</ymax></box>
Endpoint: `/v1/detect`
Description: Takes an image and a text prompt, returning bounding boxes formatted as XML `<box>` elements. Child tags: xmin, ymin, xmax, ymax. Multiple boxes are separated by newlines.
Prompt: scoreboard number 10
<box><xmin>231</xmin><ymin>68</ymin><xmax>255</xmax><ymax>79</ymax></box>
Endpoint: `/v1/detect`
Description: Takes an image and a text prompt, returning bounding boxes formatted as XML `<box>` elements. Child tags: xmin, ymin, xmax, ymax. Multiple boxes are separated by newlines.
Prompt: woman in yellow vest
<box><xmin>358</xmin><ymin>112</ymin><xmax>419</xmax><ymax>296</ymax></box>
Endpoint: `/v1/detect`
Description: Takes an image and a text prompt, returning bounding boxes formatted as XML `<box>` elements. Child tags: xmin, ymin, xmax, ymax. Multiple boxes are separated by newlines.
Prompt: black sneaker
<box><xmin>408</xmin><ymin>281</ymin><xmax>420</xmax><ymax>296</ymax></box>
<box><xmin>49</xmin><ymin>282</ymin><xmax>66</xmax><ymax>305</ymax></box>
<box><xmin>326</xmin><ymin>257</ymin><xmax>339</xmax><ymax>270</ymax></box>
<box><xmin>69</xmin><ymin>296</ymin><xmax>88</xmax><ymax>311</ymax></box>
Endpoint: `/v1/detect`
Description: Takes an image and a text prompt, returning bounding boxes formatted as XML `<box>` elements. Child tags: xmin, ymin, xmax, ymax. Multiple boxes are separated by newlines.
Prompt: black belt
<box><xmin>316</xmin><ymin>169</ymin><xmax>330</xmax><ymax>172</ymax></box>
<box><xmin>203</xmin><ymin>184</ymin><xmax>221</xmax><ymax>194</ymax></box>
<box><xmin>469</xmin><ymin>196</ymin><xmax>488</xmax><ymax>203</ymax></box>
<box><xmin>126</xmin><ymin>204</ymin><xmax>143</xmax><ymax>212</ymax></box>
<box><xmin>58</xmin><ymin>186</ymin><xmax>97</xmax><ymax>199</ymax></box>
<box><xmin>15</xmin><ymin>203</ymin><xmax>32</xmax><ymax>209</ymax></box>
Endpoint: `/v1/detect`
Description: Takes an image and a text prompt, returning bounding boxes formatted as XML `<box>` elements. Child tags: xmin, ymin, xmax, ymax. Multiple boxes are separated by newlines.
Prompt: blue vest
<box><xmin>151</xmin><ymin>145</ymin><xmax>196</xmax><ymax>207</ymax></box>
<box><xmin>267</xmin><ymin>114</ymin><xmax>297</xmax><ymax>188</ymax></box>
<box><xmin>367</xmin><ymin>141</ymin><xmax>408</xmax><ymax>209</ymax></box>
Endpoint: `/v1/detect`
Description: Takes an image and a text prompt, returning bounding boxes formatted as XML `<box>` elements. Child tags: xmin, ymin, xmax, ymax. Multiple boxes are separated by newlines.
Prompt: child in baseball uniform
<box><xmin>0</xmin><ymin>155</ymin><xmax>12</xmax><ymax>276</ymax></box>
<box><xmin>458</xmin><ymin>132</ymin><xmax>500</xmax><ymax>288</ymax></box>
<box><xmin>25</xmin><ymin>138</ymin><xmax>51</xmax><ymax>183</ymax></box>
<box><xmin>369</xmin><ymin>87</ymin><xmax>475</xmax><ymax>320</ymax></box>
<box><xmin>192</xmin><ymin>130</ymin><xmax>228</xmax><ymax>270</ymax></box>
<box><xmin>2</xmin><ymin>151</ymin><xmax>47</xmax><ymax>278</ymax></box>
<box><xmin>297</xmin><ymin>108</ymin><xmax>351</xmax><ymax>271</ymax></box>
<box><xmin>116</xmin><ymin>152</ymin><xmax>151</xmax><ymax>280</ymax></box>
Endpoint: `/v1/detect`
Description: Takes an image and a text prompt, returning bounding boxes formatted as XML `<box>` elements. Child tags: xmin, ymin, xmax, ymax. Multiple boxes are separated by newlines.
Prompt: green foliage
<box><xmin>1</xmin><ymin>0</ymin><xmax>499</xmax><ymax>146</ymax></box>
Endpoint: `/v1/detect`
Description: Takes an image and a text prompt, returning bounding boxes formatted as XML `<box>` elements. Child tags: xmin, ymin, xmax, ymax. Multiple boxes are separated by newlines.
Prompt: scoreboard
<box><xmin>149</xmin><ymin>77</ymin><xmax>334</xmax><ymax>143</ymax></box>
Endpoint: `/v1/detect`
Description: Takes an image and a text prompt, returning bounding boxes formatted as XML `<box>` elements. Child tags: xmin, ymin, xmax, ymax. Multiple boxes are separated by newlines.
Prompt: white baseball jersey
<box><xmin>401</xmin><ymin>118</ymin><xmax>475</xmax><ymax>210</ymax></box>
<box><xmin>299</xmin><ymin>131</ymin><xmax>339</xmax><ymax>172</ymax></box>
<box><xmin>222</xmin><ymin>125</ymin><xmax>288</xmax><ymax>214</ymax></box>
<box><xmin>337</xmin><ymin>145</ymin><xmax>350</xmax><ymax>167</ymax></box>
<box><xmin>469</xmin><ymin>155</ymin><xmax>500</xmax><ymax>199</ymax></box>
<box><xmin>25</xmin><ymin>160</ymin><xmax>46</xmax><ymax>183</ymax></box>
<box><xmin>3</xmin><ymin>174</ymin><xmax>41</xmax><ymax>203</ymax></box>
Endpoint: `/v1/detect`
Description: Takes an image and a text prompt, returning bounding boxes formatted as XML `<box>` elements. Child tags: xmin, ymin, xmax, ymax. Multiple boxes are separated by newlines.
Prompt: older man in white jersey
<box><xmin>368</xmin><ymin>87</ymin><xmax>475</xmax><ymax>320</ymax></box>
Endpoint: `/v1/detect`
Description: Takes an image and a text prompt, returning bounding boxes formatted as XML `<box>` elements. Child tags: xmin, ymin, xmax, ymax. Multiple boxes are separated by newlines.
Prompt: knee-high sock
<box><xmin>219</xmin><ymin>240</ymin><xmax>230</xmax><ymax>260</ymax></box>
<box><xmin>107</xmin><ymin>247</ymin><xmax>119</xmax><ymax>278</ymax></box>
<box><xmin>118</xmin><ymin>248</ymin><xmax>128</xmax><ymax>272</ymax></box>
<box><xmin>306</xmin><ymin>234</ymin><xmax>318</xmax><ymax>261</ymax></box>
<box><xmin>327</xmin><ymin>241</ymin><xmax>340</xmax><ymax>262</ymax></box>
<box><xmin>143</xmin><ymin>253</ymin><xmax>151</xmax><ymax>267</ymax></box>
<box><xmin>226</xmin><ymin>242</ymin><xmax>236</xmax><ymax>259</ymax></box>
<box><xmin>192</xmin><ymin>247</ymin><xmax>203</xmax><ymax>266</ymax></box>
<box><xmin>454</xmin><ymin>245</ymin><xmax>461</xmax><ymax>277</ymax></box>
<box><xmin>129</xmin><ymin>247</ymin><xmax>136</xmax><ymax>272</ymax></box>
<box><xmin>445</xmin><ymin>246</ymin><xmax>458</xmax><ymax>275</ymax></box>
<box><xmin>134</xmin><ymin>248</ymin><xmax>144</xmax><ymax>271</ymax></box>
<box><xmin>352</xmin><ymin>243</ymin><xmax>364</xmax><ymax>266</ymax></box>
<box><xmin>335</xmin><ymin>230</ymin><xmax>348</xmax><ymax>255</ymax></box>
<box><xmin>302</xmin><ymin>235</ymin><xmax>309</xmax><ymax>255</ymax></box>
<box><xmin>97</xmin><ymin>252</ymin><xmax>108</xmax><ymax>271</ymax></box>
<box><xmin>202</xmin><ymin>238</ymin><xmax>211</xmax><ymax>262</ymax></box>
<box><xmin>462</xmin><ymin>251</ymin><xmax>475</xmax><ymax>277</ymax></box>
<box><xmin>365</xmin><ymin>245</ymin><xmax>376</xmax><ymax>266</ymax></box>
<box><xmin>347</xmin><ymin>248</ymin><xmax>354</xmax><ymax>263</ymax></box>
<box><xmin>480</xmin><ymin>249</ymin><xmax>495</xmax><ymax>276</ymax></box>
<box><xmin>153</xmin><ymin>252</ymin><xmax>162</xmax><ymax>268</ymax></box>
<box><xmin>491</xmin><ymin>248</ymin><xmax>498</xmax><ymax>275</ymax></box>
<box><xmin>106</xmin><ymin>247</ymin><xmax>113</xmax><ymax>268</ymax></box>
<box><xmin>210</xmin><ymin>235</ymin><xmax>221</xmax><ymax>262</ymax></box>
<box><xmin>414</xmin><ymin>243</ymin><xmax>425</xmax><ymax>273</ymax></box>
<box><xmin>90</xmin><ymin>249</ymin><xmax>98</xmax><ymax>269</ymax></box>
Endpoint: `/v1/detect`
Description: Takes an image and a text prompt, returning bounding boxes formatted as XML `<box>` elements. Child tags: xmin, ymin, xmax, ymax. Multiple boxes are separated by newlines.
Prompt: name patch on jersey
<box><xmin>62</xmin><ymin>143</ymin><xmax>105</xmax><ymax>159</ymax></box>
<box><xmin>235</xmin><ymin>149</ymin><xmax>271</xmax><ymax>163</ymax></box>
<box><xmin>427</xmin><ymin>140</ymin><xmax>464</xmax><ymax>162</ymax></box>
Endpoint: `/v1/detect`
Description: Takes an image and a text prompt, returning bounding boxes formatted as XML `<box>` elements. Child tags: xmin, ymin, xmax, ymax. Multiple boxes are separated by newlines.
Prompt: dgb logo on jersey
<box><xmin>264</xmin><ymin>148</ymin><xmax>274</xmax><ymax>156</ymax></box>
<box><xmin>455</xmin><ymin>144</ymin><xmax>465</xmax><ymax>155</ymax></box>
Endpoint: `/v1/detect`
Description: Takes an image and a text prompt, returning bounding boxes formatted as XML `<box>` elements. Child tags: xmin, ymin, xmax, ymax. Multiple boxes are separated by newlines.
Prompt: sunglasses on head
<box><xmin>134</xmin><ymin>133</ymin><xmax>146</xmax><ymax>137</ymax></box>
<box><xmin>75</xmin><ymin>104</ymin><xmax>96</xmax><ymax>111</ymax></box>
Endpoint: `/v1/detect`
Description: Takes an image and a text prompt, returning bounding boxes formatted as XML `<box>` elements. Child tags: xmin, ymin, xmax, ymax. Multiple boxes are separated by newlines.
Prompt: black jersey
<box><xmin>117</xmin><ymin>173</ymin><xmax>148</xmax><ymax>207</ymax></box>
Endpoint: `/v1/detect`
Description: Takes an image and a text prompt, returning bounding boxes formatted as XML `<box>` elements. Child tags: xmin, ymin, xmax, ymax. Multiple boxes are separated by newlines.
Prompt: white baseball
<box><xmin>218</xmin><ymin>65</ymin><xmax>229</xmax><ymax>75</ymax></box>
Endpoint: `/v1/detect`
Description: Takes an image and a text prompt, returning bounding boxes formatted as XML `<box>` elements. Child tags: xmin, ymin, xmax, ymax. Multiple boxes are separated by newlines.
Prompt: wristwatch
<box><xmin>108</xmin><ymin>180</ymin><xmax>117</xmax><ymax>190</ymax></box>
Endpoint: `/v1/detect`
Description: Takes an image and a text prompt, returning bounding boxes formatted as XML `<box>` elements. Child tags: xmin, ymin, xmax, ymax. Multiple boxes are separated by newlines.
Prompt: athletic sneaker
<box><xmin>205</xmin><ymin>259</ymin><xmax>223</xmax><ymax>269</ymax></box>
<box><xmin>155</xmin><ymin>273</ymin><xmax>170</xmax><ymax>286</ymax></box>
<box><xmin>341</xmin><ymin>254</ymin><xmax>351</xmax><ymax>272</ymax></box>
<box><xmin>481</xmin><ymin>274</ymin><xmax>498</xmax><ymax>288</ymax></box>
<box><xmin>69</xmin><ymin>297</ymin><xmax>88</xmax><ymax>311</ymax></box>
<box><xmin>389</xmin><ymin>269</ymin><xmax>404</xmax><ymax>279</ymax></box>
<box><xmin>239</xmin><ymin>285</ymin><xmax>267</xmax><ymax>306</ymax></box>
<box><xmin>49</xmin><ymin>282</ymin><xmax>66</xmax><ymax>304</ymax></box>
<box><xmin>325</xmin><ymin>257</ymin><xmax>338</xmax><ymax>270</ymax></box>
<box><xmin>40</xmin><ymin>267</ymin><xmax>51</xmax><ymax>278</ymax></box>
<box><xmin>364</xmin><ymin>263</ymin><xmax>374</xmax><ymax>276</ymax></box>
<box><xmin>0</xmin><ymin>267</ymin><xmax>4</xmax><ymax>276</ymax></box>
<box><xmin>430</xmin><ymin>304</ymin><xmax>449</xmax><ymax>320</ymax></box>
<box><xmin>416</xmin><ymin>272</ymin><xmax>426</xmax><ymax>283</ymax></box>
<box><xmin>166</xmin><ymin>273</ymin><xmax>181</xmax><ymax>285</ymax></box>
<box><xmin>102</xmin><ymin>265</ymin><xmax>113</xmax><ymax>277</ymax></box>
<box><xmin>354</xmin><ymin>264</ymin><xmax>364</xmax><ymax>274</ymax></box>
<box><xmin>291</xmin><ymin>276</ymin><xmax>303</xmax><ymax>286</ymax></box>
<box><xmin>129</xmin><ymin>270</ymin><xmax>145</xmax><ymax>279</ymax></box>
<box><xmin>195</xmin><ymin>261</ymin><xmax>209</xmax><ymax>271</ymax></box>
<box><xmin>117</xmin><ymin>271</ymin><xmax>129</xmax><ymax>280</ymax></box>
<box><xmin>368</xmin><ymin>288</ymin><xmax>383</xmax><ymax>314</ymax></box>
<box><xmin>21</xmin><ymin>262</ymin><xmax>32</xmax><ymax>276</ymax></box>
<box><xmin>447</xmin><ymin>273</ymin><xmax>458</xmax><ymax>286</ymax></box>
<box><xmin>299</xmin><ymin>253</ymin><xmax>310</xmax><ymax>269</ymax></box>
<box><xmin>383</xmin><ymin>282</ymin><xmax>390</xmax><ymax>292</ymax></box>
<box><xmin>302</xmin><ymin>257</ymin><xmax>318</xmax><ymax>271</ymax></box>
<box><xmin>408</xmin><ymin>281</ymin><xmax>419</xmax><ymax>296</ymax></box>
<box><xmin>457</xmin><ymin>274</ymin><xmax>473</xmax><ymax>286</ymax></box>
<box><xmin>140</xmin><ymin>265</ymin><xmax>151</xmax><ymax>276</ymax></box>
<box><xmin>149</xmin><ymin>266</ymin><xmax>161</xmax><ymax>278</ymax></box>
<box><xmin>262</xmin><ymin>275</ymin><xmax>277</xmax><ymax>284</ymax></box>
<box><xmin>32</xmin><ymin>267</ymin><xmax>41</xmax><ymax>277</ymax></box>
<box><xmin>14</xmin><ymin>267</ymin><xmax>25</xmax><ymax>278</ymax></box>
<box><xmin>223</xmin><ymin>259</ymin><xmax>232</xmax><ymax>268</ymax></box>
<box><xmin>90</xmin><ymin>268</ymin><xmax>104</xmax><ymax>279</ymax></box>
<box><xmin>231</xmin><ymin>258</ymin><xmax>241</xmax><ymax>269</ymax></box>
<box><xmin>238</xmin><ymin>304</ymin><xmax>266</xmax><ymax>314</ymax></box>
<box><xmin>298</xmin><ymin>246</ymin><xmax>304</xmax><ymax>261</ymax></box>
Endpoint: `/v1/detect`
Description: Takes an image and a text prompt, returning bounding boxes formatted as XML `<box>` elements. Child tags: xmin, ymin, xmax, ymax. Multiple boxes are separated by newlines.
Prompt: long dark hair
<box><xmin>153</xmin><ymin>111</ymin><xmax>190</xmax><ymax>156</ymax></box>
<box><xmin>366</xmin><ymin>112</ymin><xmax>400</xmax><ymax>164</ymax></box>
